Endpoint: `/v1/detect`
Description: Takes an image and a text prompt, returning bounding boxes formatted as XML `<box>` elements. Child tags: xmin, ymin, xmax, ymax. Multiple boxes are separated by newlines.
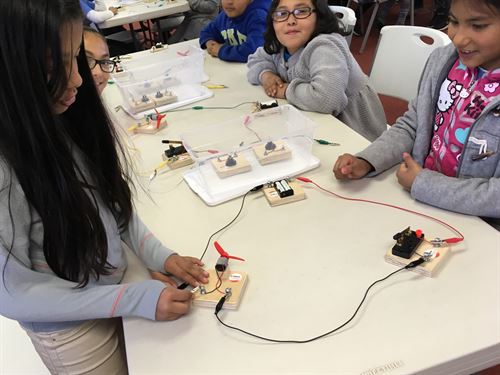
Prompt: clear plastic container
<box><xmin>182</xmin><ymin>105</ymin><xmax>320</xmax><ymax>205</ymax></box>
<box><xmin>112</xmin><ymin>46</ymin><xmax>211</xmax><ymax>118</ymax></box>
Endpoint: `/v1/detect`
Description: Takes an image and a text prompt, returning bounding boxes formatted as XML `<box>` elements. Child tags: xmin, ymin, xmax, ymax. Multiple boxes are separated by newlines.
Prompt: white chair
<box><xmin>329</xmin><ymin>6</ymin><xmax>356</xmax><ymax>46</ymax></box>
<box><xmin>346</xmin><ymin>0</ymin><xmax>415</xmax><ymax>53</ymax></box>
<box><xmin>369</xmin><ymin>25</ymin><xmax>451</xmax><ymax>102</ymax></box>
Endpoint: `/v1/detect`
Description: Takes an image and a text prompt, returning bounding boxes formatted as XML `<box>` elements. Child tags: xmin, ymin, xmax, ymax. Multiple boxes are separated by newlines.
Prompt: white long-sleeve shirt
<box><xmin>80</xmin><ymin>0</ymin><xmax>115</xmax><ymax>24</ymax></box>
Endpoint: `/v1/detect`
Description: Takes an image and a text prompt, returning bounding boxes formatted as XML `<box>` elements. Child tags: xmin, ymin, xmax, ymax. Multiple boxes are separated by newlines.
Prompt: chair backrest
<box><xmin>329</xmin><ymin>6</ymin><xmax>356</xmax><ymax>46</ymax></box>
<box><xmin>369</xmin><ymin>25</ymin><xmax>451</xmax><ymax>102</ymax></box>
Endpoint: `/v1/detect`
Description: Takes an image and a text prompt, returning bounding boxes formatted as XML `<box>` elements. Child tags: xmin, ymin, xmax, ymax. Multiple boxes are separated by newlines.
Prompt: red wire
<box><xmin>296</xmin><ymin>176</ymin><xmax>464</xmax><ymax>244</ymax></box>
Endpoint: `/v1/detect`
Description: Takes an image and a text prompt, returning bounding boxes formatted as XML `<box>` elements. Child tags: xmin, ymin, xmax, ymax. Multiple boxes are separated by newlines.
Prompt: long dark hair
<box><xmin>263</xmin><ymin>0</ymin><xmax>341</xmax><ymax>54</ymax></box>
<box><xmin>476</xmin><ymin>0</ymin><xmax>500</xmax><ymax>11</ymax></box>
<box><xmin>0</xmin><ymin>0</ymin><xmax>133</xmax><ymax>287</ymax></box>
<box><xmin>83</xmin><ymin>25</ymin><xmax>108</xmax><ymax>45</ymax></box>
<box><xmin>451</xmin><ymin>0</ymin><xmax>500</xmax><ymax>11</ymax></box>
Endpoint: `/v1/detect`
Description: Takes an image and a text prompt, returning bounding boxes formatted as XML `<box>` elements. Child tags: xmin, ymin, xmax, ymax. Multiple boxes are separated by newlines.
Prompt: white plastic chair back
<box><xmin>329</xmin><ymin>6</ymin><xmax>356</xmax><ymax>46</ymax></box>
<box><xmin>369</xmin><ymin>25</ymin><xmax>451</xmax><ymax>102</ymax></box>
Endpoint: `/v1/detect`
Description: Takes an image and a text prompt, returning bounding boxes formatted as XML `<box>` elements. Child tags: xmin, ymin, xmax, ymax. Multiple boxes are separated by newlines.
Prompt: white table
<box><xmin>101</xmin><ymin>41</ymin><xmax>500</xmax><ymax>375</ymax></box>
<box><xmin>97</xmin><ymin>0</ymin><xmax>190</xmax><ymax>50</ymax></box>
<box><xmin>97</xmin><ymin>0</ymin><xmax>189</xmax><ymax>29</ymax></box>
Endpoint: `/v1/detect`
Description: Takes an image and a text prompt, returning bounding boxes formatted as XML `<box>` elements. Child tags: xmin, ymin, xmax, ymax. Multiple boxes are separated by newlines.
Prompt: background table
<box><xmin>97</xmin><ymin>0</ymin><xmax>190</xmax><ymax>50</ymax></box>
<box><xmin>97</xmin><ymin>0</ymin><xmax>189</xmax><ymax>29</ymax></box>
<box><xmin>104</xmin><ymin>41</ymin><xmax>500</xmax><ymax>375</ymax></box>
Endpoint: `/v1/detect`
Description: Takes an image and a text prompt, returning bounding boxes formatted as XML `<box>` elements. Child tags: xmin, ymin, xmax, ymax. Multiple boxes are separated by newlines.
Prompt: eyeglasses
<box><xmin>271</xmin><ymin>7</ymin><xmax>316</xmax><ymax>22</ymax></box>
<box><xmin>86</xmin><ymin>56</ymin><xmax>116</xmax><ymax>73</ymax></box>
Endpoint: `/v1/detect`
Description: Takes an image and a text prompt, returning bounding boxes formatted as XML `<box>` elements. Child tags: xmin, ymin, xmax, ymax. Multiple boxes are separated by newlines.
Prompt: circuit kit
<box><xmin>263</xmin><ymin>179</ymin><xmax>306</xmax><ymax>206</ymax></box>
<box><xmin>385</xmin><ymin>227</ymin><xmax>450</xmax><ymax>277</ymax></box>
<box><xmin>131</xmin><ymin>111</ymin><xmax>167</xmax><ymax>134</ymax></box>
<box><xmin>192</xmin><ymin>242</ymin><xmax>248</xmax><ymax>310</ymax></box>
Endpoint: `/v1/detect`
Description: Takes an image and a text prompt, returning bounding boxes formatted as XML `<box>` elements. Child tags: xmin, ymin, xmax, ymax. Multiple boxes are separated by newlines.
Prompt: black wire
<box><xmin>177</xmin><ymin>180</ymin><xmax>260</xmax><ymax>290</ymax></box>
<box><xmin>198</xmin><ymin>190</ymin><xmax>251</xmax><ymax>262</ymax></box>
<box><xmin>215</xmin><ymin>266</ymin><xmax>408</xmax><ymax>343</ymax></box>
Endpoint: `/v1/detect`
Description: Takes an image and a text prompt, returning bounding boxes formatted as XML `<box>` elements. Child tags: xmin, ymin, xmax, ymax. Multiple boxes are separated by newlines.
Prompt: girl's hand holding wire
<box><xmin>261</xmin><ymin>71</ymin><xmax>284</xmax><ymax>97</ymax></box>
<box><xmin>155</xmin><ymin>287</ymin><xmax>192</xmax><ymax>321</ymax></box>
<box><xmin>164</xmin><ymin>254</ymin><xmax>209</xmax><ymax>287</ymax></box>
<box><xmin>333</xmin><ymin>153</ymin><xmax>373</xmax><ymax>180</ymax></box>
<box><xmin>396</xmin><ymin>152</ymin><xmax>422</xmax><ymax>191</ymax></box>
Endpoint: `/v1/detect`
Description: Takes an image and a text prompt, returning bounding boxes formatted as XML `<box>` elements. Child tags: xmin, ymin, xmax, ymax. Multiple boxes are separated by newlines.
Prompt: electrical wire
<box><xmin>177</xmin><ymin>188</ymin><xmax>258</xmax><ymax>290</ymax></box>
<box><xmin>296</xmin><ymin>177</ymin><xmax>464</xmax><ymax>244</ymax></box>
<box><xmin>199</xmin><ymin>189</ymin><xmax>252</xmax><ymax>262</ymax></box>
<box><xmin>205</xmin><ymin>270</ymin><xmax>225</xmax><ymax>295</ymax></box>
<box><xmin>214</xmin><ymin>177</ymin><xmax>464</xmax><ymax>342</ymax></box>
<box><xmin>243</xmin><ymin>115</ymin><xmax>262</xmax><ymax>142</ymax></box>
<box><xmin>215</xmin><ymin>263</ymin><xmax>419</xmax><ymax>343</ymax></box>
<box><xmin>162</xmin><ymin>101</ymin><xmax>256</xmax><ymax>113</ymax></box>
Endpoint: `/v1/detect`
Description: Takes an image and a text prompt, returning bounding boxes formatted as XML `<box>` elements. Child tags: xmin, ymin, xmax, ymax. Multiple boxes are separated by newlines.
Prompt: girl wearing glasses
<box><xmin>247</xmin><ymin>0</ymin><xmax>386</xmax><ymax>141</ymax></box>
<box><xmin>84</xmin><ymin>27</ymin><xmax>115</xmax><ymax>94</ymax></box>
<box><xmin>0</xmin><ymin>1</ymin><xmax>209</xmax><ymax>373</ymax></box>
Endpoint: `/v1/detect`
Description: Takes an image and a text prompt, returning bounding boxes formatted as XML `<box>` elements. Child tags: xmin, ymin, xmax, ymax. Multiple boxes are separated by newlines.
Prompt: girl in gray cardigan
<box><xmin>333</xmin><ymin>0</ymin><xmax>500</xmax><ymax>226</ymax></box>
<box><xmin>247</xmin><ymin>0</ymin><xmax>386</xmax><ymax>141</ymax></box>
<box><xmin>0</xmin><ymin>1</ymin><xmax>209</xmax><ymax>373</ymax></box>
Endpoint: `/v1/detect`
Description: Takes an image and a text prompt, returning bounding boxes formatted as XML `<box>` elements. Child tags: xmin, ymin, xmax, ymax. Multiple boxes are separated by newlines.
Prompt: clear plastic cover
<box><xmin>112</xmin><ymin>46</ymin><xmax>212</xmax><ymax>118</ymax></box>
<box><xmin>182</xmin><ymin>105</ymin><xmax>320</xmax><ymax>205</ymax></box>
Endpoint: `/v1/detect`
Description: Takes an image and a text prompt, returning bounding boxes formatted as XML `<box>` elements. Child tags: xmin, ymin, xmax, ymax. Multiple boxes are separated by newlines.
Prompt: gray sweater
<box><xmin>358</xmin><ymin>44</ymin><xmax>500</xmax><ymax>220</ymax></box>
<box><xmin>0</xmin><ymin>157</ymin><xmax>173</xmax><ymax>333</ymax></box>
<box><xmin>186</xmin><ymin>0</ymin><xmax>219</xmax><ymax>21</ymax></box>
<box><xmin>247</xmin><ymin>33</ymin><xmax>387</xmax><ymax>141</ymax></box>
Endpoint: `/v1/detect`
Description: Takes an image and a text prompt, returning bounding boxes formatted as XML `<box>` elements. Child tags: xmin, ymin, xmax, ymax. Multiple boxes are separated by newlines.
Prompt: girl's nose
<box><xmin>450</xmin><ymin>27</ymin><xmax>470</xmax><ymax>49</ymax></box>
<box><xmin>287</xmin><ymin>15</ymin><xmax>297</xmax><ymax>25</ymax></box>
<box><xmin>92</xmin><ymin>66</ymin><xmax>101</xmax><ymax>78</ymax></box>
<box><xmin>69</xmin><ymin>64</ymin><xmax>83</xmax><ymax>90</ymax></box>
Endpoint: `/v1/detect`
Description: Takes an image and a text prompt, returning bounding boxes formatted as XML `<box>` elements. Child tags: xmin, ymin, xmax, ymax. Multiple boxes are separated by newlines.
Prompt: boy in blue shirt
<box><xmin>200</xmin><ymin>0</ymin><xmax>271</xmax><ymax>62</ymax></box>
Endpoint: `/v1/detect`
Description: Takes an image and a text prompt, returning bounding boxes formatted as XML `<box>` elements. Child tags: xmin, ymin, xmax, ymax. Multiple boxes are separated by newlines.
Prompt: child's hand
<box><xmin>275</xmin><ymin>83</ymin><xmax>288</xmax><ymax>99</ymax></box>
<box><xmin>261</xmin><ymin>72</ymin><xmax>284</xmax><ymax>97</ymax></box>
<box><xmin>333</xmin><ymin>153</ymin><xmax>373</xmax><ymax>179</ymax></box>
<box><xmin>206</xmin><ymin>40</ymin><xmax>217</xmax><ymax>48</ymax></box>
<box><xmin>206</xmin><ymin>41</ymin><xmax>222</xmax><ymax>57</ymax></box>
<box><xmin>149</xmin><ymin>270</ymin><xmax>177</xmax><ymax>287</ymax></box>
<box><xmin>396</xmin><ymin>152</ymin><xmax>422</xmax><ymax>191</ymax></box>
<box><xmin>164</xmin><ymin>254</ymin><xmax>209</xmax><ymax>287</ymax></box>
<box><xmin>109</xmin><ymin>6</ymin><xmax>119</xmax><ymax>14</ymax></box>
<box><xmin>155</xmin><ymin>287</ymin><xmax>192</xmax><ymax>321</ymax></box>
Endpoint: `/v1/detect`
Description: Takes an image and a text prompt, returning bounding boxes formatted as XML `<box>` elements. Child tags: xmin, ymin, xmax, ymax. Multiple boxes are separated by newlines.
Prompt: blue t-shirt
<box><xmin>199</xmin><ymin>0</ymin><xmax>271</xmax><ymax>62</ymax></box>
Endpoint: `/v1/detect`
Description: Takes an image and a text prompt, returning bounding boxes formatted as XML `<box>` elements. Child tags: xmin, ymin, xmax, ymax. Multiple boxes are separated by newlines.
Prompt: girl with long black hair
<box><xmin>0</xmin><ymin>1</ymin><xmax>208</xmax><ymax>373</ymax></box>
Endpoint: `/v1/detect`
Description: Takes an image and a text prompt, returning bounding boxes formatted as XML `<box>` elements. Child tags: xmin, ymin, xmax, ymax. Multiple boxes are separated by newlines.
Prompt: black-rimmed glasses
<box><xmin>86</xmin><ymin>56</ymin><xmax>116</xmax><ymax>73</ymax></box>
<box><xmin>271</xmin><ymin>7</ymin><xmax>316</xmax><ymax>22</ymax></box>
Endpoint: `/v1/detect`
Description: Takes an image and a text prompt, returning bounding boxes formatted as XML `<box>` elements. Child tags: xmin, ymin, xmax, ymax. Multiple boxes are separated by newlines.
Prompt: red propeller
<box><xmin>153</xmin><ymin>108</ymin><xmax>166</xmax><ymax>129</ymax></box>
<box><xmin>214</xmin><ymin>241</ymin><xmax>245</xmax><ymax>262</ymax></box>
